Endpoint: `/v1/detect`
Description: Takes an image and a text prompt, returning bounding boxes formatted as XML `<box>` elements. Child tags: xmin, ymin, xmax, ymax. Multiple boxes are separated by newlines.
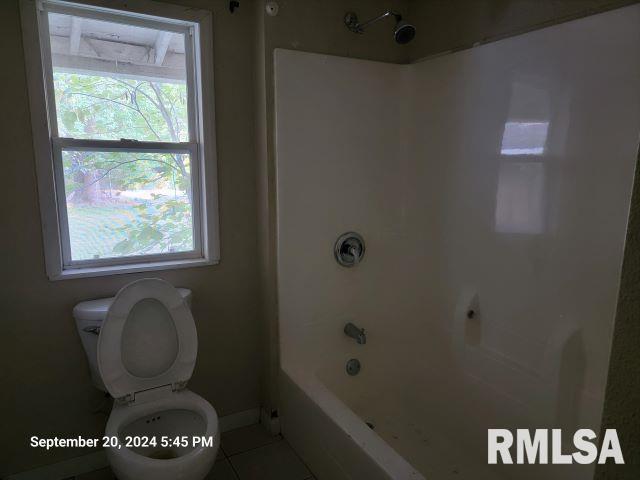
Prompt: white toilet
<box><xmin>74</xmin><ymin>278</ymin><xmax>219</xmax><ymax>480</ymax></box>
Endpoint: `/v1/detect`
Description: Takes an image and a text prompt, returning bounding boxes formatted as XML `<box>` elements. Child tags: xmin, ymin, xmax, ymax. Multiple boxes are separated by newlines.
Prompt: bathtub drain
<box><xmin>346</xmin><ymin>358</ymin><xmax>361</xmax><ymax>376</ymax></box>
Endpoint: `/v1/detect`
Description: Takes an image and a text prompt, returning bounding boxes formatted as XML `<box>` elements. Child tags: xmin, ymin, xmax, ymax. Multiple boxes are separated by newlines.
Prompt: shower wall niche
<box><xmin>275</xmin><ymin>5</ymin><xmax>640</xmax><ymax>479</ymax></box>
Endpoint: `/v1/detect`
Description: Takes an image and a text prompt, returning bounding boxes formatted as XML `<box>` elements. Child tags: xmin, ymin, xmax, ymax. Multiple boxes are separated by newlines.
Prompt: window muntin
<box><xmin>33</xmin><ymin>0</ymin><xmax>210</xmax><ymax>273</ymax></box>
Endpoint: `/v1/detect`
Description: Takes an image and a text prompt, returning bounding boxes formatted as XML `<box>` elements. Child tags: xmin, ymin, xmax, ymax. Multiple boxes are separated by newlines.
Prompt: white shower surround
<box><xmin>275</xmin><ymin>5</ymin><xmax>640</xmax><ymax>480</ymax></box>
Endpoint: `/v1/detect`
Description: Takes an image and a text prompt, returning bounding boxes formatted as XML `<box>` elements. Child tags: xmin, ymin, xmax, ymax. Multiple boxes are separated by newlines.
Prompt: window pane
<box><xmin>48</xmin><ymin>12</ymin><xmax>189</xmax><ymax>142</ymax></box>
<box><xmin>62</xmin><ymin>150</ymin><xmax>194</xmax><ymax>261</ymax></box>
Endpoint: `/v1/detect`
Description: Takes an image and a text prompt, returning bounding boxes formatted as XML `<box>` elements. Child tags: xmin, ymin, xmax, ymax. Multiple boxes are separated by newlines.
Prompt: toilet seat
<box><xmin>97</xmin><ymin>279</ymin><xmax>219</xmax><ymax>480</ymax></box>
<box><xmin>98</xmin><ymin>278</ymin><xmax>198</xmax><ymax>402</ymax></box>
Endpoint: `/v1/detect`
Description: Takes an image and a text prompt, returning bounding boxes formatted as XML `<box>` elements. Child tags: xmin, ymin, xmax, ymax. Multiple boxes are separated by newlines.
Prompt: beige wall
<box><xmin>0</xmin><ymin>0</ymin><xmax>261</xmax><ymax>475</ymax></box>
<box><xmin>407</xmin><ymin>0</ymin><xmax>639</xmax><ymax>60</ymax></box>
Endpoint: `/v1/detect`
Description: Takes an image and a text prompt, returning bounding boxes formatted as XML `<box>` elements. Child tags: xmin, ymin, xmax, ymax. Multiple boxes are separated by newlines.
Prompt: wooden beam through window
<box><xmin>69</xmin><ymin>17</ymin><xmax>82</xmax><ymax>54</ymax></box>
<box><xmin>154</xmin><ymin>31</ymin><xmax>172</xmax><ymax>66</ymax></box>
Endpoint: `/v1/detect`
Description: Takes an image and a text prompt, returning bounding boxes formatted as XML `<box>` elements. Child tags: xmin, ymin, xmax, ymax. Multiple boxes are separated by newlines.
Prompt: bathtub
<box><xmin>278</xmin><ymin>331</ymin><xmax>501</xmax><ymax>480</ymax></box>
<box><xmin>280</xmin><ymin>363</ymin><xmax>423</xmax><ymax>480</ymax></box>
<box><xmin>277</xmin><ymin>321</ymin><xmax>587</xmax><ymax>480</ymax></box>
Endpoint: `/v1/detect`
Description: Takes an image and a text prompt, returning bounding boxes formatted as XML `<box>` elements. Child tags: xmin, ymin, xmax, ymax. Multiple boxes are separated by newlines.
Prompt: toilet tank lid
<box><xmin>73</xmin><ymin>288</ymin><xmax>192</xmax><ymax>322</ymax></box>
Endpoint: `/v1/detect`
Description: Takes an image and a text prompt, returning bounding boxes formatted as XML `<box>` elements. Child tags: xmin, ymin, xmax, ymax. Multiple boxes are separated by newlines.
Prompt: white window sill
<box><xmin>51</xmin><ymin>257</ymin><xmax>218</xmax><ymax>281</ymax></box>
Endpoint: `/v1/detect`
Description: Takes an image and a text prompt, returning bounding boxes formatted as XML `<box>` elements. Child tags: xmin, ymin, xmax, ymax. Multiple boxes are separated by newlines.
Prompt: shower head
<box><xmin>394</xmin><ymin>20</ymin><xmax>416</xmax><ymax>44</ymax></box>
<box><xmin>344</xmin><ymin>10</ymin><xmax>416</xmax><ymax>44</ymax></box>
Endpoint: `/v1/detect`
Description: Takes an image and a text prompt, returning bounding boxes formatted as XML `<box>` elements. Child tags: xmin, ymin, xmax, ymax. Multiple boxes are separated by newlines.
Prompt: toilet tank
<box><xmin>73</xmin><ymin>288</ymin><xmax>193</xmax><ymax>392</ymax></box>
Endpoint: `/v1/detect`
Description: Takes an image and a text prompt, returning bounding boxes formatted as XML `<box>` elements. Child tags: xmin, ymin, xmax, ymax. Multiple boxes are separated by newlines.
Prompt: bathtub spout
<box><xmin>344</xmin><ymin>322</ymin><xmax>366</xmax><ymax>344</ymax></box>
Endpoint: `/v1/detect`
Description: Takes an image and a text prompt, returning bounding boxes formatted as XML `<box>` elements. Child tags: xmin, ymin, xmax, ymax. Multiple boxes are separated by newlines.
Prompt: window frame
<box><xmin>20</xmin><ymin>0</ymin><xmax>220</xmax><ymax>279</ymax></box>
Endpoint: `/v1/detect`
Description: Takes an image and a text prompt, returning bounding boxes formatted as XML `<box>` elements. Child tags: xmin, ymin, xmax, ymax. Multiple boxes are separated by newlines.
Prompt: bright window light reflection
<box><xmin>501</xmin><ymin>121</ymin><xmax>549</xmax><ymax>155</ymax></box>
<box><xmin>495</xmin><ymin>162</ymin><xmax>545</xmax><ymax>234</ymax></box>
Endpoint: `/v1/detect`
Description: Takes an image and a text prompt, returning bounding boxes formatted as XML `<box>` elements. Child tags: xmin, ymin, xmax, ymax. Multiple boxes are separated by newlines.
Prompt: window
<box><xmin>20</xmin><ymin>0</ymin><xmax>218</xmax><ymax>279</ymax></box>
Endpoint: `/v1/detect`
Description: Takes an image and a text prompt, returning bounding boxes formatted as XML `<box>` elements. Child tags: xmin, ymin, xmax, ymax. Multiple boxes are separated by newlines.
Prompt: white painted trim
<box><xmin>65</xmin><ymin>248</ymin><xmax>202</xmax><ymax>270</ymax></box>
<box><xmin>44</xmin><ymin>0</ymin><xmax>212</xmax><ymax>26</ymax></box>
<box><xmin>19</xmin><ymin>0</ymin><xmax>220</xmax><ymax>280</ymax></box>
<box><xmin>44</xmin><ymin>1</ymin><xmax>194</xmax><ymax>33</ymax></box>
<box><xmin>53</xmin><ymin>138</ymin><xmax>195</xmax><ymax>152</ymax></box>
<box><xmin>190</xmin><ymin>9</ymin><xmax>220</xmax><ymax>267</ymax></box>
<box><xmin>4</xmin><ymin>409</ymin><xmax>260</xmax><ymax>479</ymax></box>
<box><xmin>20</xmin><ymin>0</ymin><xmax>64</xmax><ymax>279</ymax></box>
<box><xmin>219</xmin><ymin>407</ymin><xmax>261</xmax><ymax>433</ymax></box>
<box><xmin>52</xmin><ymin>256</ymin><xmax>216</xmax><ymax>280</ymax></box>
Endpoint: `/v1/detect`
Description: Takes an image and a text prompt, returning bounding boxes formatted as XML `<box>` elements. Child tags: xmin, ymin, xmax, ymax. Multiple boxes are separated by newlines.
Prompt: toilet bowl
<box><xmin>106</xmin><ymin>389</ymin><xmax>218</xmax><ymax>480</ymax></box>
<box><xmin>75</xmin><ymin>278</ymin><xmax>219</xmax><ymax>480</ymax></box>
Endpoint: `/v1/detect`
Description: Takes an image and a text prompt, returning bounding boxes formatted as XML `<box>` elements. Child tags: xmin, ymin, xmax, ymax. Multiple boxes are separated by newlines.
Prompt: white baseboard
<box><xmin>5</xmin><ymin>407</ymin><xmax>261</xmax><ymax>480</ymax></box>
<box><xmin>219</xmin><ymin>407</ymin><xmax>261</xmax><ymax>433</ymax></box>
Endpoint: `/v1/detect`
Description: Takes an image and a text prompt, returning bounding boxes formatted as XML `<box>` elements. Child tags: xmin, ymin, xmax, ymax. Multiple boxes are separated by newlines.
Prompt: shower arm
<box><xmin>345</xmin><ymin>10</ymin><xmax>401</xmax><ymax>34</ymax></box>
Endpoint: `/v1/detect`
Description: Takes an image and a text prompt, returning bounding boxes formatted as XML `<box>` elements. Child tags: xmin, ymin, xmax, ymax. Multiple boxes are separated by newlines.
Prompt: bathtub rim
<box><xmin>281</xmin><ymin>363</ymin><xmax>425</xmax><ymax>480</ymax></box>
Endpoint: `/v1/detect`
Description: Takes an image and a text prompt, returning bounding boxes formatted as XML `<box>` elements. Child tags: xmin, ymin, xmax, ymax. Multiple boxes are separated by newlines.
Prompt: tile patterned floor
<box><xmin>74</xmin><ymin>424</ymin><xmax>315</xmax><ymax>480</ymax></box>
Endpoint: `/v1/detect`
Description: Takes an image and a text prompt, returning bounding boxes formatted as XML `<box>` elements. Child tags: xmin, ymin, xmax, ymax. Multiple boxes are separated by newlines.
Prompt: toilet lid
<box><xmin>97</xmin><ymin>278</ymin><xmax>197</xmax><ymax>399</ymax></box>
